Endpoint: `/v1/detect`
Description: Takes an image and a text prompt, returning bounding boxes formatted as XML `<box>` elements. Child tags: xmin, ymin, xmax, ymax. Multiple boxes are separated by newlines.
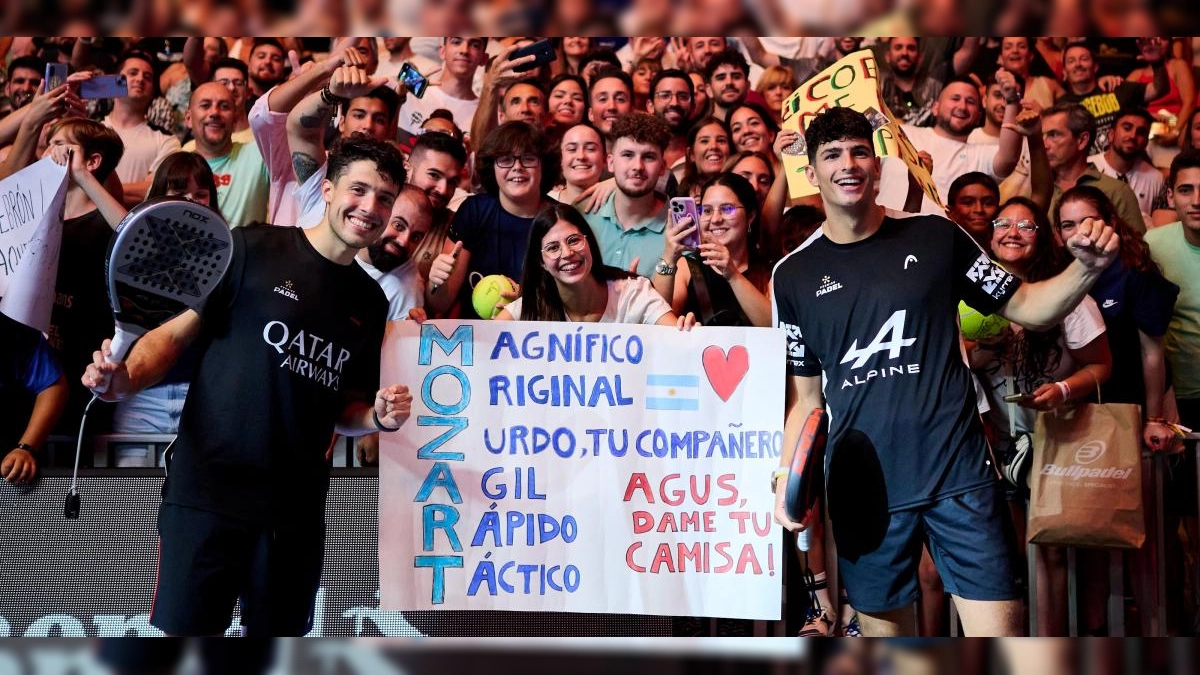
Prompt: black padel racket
<box><xmin>99</xmin><ymin>198</ymin><xmax>232</xmax><ymax>371</ymax></box>
<box><xmin>68</xmin><ymin>198</ymin><xmax>231</xmax><ymax>519</ymax></box>
<box><xmin>785</xmin><ymin>408</ymin><xmax>828</xmax><ymax>551</ymax></box>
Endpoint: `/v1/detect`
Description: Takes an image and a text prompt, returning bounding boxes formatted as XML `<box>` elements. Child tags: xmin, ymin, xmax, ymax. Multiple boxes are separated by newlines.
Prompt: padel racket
<box><xmin>99</xmin><ymin>198</ymin><xmax>232</xmax><ymax>372</ymax></box>
<box><xmin>67</xmin><ymin>199</ymin><xmax>231</xmax><ymax>519</ymax></box>
<box><xmin>785</xmin><ymin>408</ymin><xmax>828</xmax><ymax>551</ymax></box>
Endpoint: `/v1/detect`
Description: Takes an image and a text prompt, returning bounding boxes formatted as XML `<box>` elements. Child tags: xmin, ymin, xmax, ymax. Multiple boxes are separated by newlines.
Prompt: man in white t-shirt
<box><xmin>104</xmin><ymin>50</ymin><xmax>182</xmax><ymax>206</ymax></box>
<box><xmin>1087</xmin><ymin>107</ymin><xmax>1162</xmax><ymax>224</ymax></box>
<box><xmin>356</xmin><ymin>185</ymin><xmax>432</xmax><ymax>321</ymax></box>
<box><xmin>396</xmin><ymin>37</ymin><xmax>486</xmax><ymax>136</ymax></box>
<box><xmin>878</xmin><ymin>74</ymin><xmax>1024</xmax><ymax>213</ymax></box>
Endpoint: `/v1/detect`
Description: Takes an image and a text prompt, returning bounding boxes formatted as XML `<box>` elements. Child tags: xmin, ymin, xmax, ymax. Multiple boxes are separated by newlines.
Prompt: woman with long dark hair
<box><xmin>496</xmin><ymin>203</ymin><xmax>694</xmax><ymax>329</ymax></box>
<box><xmin>654</xmin><ymin>173</ymin><xmax>770</xmax><ymax>327</ymax></box>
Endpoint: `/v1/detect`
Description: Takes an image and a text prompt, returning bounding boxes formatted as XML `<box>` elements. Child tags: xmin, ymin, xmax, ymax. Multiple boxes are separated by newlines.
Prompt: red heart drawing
<box><xmin>702</xmin><ymin>345</ymin><xmax>749</xmax><ymax>402</ymax></box>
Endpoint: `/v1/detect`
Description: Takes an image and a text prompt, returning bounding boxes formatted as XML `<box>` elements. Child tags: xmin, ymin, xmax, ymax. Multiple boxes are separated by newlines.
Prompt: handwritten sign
<box><xmin>780</xmin><ymin>49</ymin><xmax>942</xmax><ymax>208</ymax></box>
<box><xmin>379</xmin><ymin>321</ymin><xmax>785</xmax><ymax>620</ymax></box>
<box><xmin>0</xmin><ymin>158</ymin><xmax>69</xmax><ymax>331</ymax></box>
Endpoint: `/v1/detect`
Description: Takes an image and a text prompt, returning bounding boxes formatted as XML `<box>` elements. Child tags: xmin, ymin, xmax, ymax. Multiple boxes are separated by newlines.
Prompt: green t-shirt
<box><xmin>1146</xmin><ymin>223</ymin><xmax>1200</xmax><ymax>398</ymax></box>
<box><xmin>206</xmin><ymin>141</ymin><xmax>269</xmax><ymax>228</ymax></box>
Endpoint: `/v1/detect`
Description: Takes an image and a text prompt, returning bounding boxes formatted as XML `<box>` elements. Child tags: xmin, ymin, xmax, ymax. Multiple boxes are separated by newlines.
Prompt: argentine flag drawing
<box><xmin>645</xmin><ymin>374</ymin><xmax>700</xmax><ymax>411</ymax></box>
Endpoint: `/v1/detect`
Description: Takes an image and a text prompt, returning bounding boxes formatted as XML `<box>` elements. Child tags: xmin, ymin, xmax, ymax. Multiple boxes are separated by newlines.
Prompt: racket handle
<box><xmin>105</xmin><ymin>326</ymin><xmax>136</xmax><ymax>364</ymax></box>
<box><xmin>797</xmin><ymin>528</ymin><xmax>812</xmax><ymax>552</ymax></box>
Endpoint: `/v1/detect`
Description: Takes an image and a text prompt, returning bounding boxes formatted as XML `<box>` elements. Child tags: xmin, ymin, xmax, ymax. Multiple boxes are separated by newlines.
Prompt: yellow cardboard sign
<box><xmin>780</xmin><ymin>50</ymin><xmax>942</xmax><ymax>209</ymax></box>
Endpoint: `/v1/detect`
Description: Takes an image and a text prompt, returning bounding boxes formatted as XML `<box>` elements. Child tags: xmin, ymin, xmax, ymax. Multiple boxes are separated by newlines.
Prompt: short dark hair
<box><xmin>803</xmin><ymin>107</ymin><xmax>873</xmax><ymax>163</ymax></box>
<box><xmin>476</xmin><ymin>121</ymin><xmax>560</xmax><ymax>197</ymax></box>
<box><xmin>118</xmin><ymin>49</ymin><xmax>156</xmax><ymax>73</ymax></box>
<box><xmin>650</xmin><ymin>68</ymin><xmax>694</xmax><ymax>98</ymax></box>
<box><xmin>589</xmin><ymin>66</ymin><xmax>632</xmax><ymax>95</ymax></box>
<box><xmin>327</xmin><ymin>135</ymin><xmax>406</xmax><ymax>188</ymax></box>
<box><xmin>209</xmin><ymin>57</ymin><xmax>249</xmax><ymax>81</ymax></box>
<box><xmin>8</xmin><ymin>56</ymin><xmax>46</xmax><ymax>80</ymax></box>
<box><xmin>1062</xmin><ymin>42</ymin><xmax>1096</xmax><ymax>67</ymax></box>
<box><xmin>412</xmin><ymin>129</ymin><xmax>468</xmax><ymax>167</ymax></box>
<box><xmin>340</xmin><ymin>85</ymin><xmax>402</xmax><ymax>121</ymax></box>
<box><xmin>704</xmin><ymin>50</ymin><xmax>750</xmax><ymax>82</ymax></box>
<box><xmin>948</xmin><ymin>172</ymin><xmax>1000</xmax><ymax>206</ymax></box>
<box><xmin>250</xmin><ymin>38</ymin><xmax>285</xmax><ymax>55</ymax></box>
<box><xmin>1169</xmin><ymin>148</ymin><xmax>1200</xmax><ymax>189</ymax></box>
<box><xmin>1114</xmin><ymin>106</ymin><xmax>1154</xmax><ymax>129</ymax></box>
<box><xmin>608</xmin><ymin>112</ymin><xmax>671</xmax><ymax>151</ymax></box>
<box><xmin>579</xmin><ymin>48</ymin><xmax>622</xmax><ymax>74</ymax></box>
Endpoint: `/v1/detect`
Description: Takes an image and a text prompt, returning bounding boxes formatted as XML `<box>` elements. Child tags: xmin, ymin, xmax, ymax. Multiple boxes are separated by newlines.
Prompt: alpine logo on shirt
<box><xmin>965</xmin><ymin>255</ymin><xmax>1016</xmax><ymax>299</ymax></box>
<box><xmin>261</xmin><ymin>320</ymin><xmax>352</xmax><ymax>390</ymax></box>
<box><xmin>838</xmin><ymin>310</ymin><xmax>921</xmax><ymax>389</ymax></box>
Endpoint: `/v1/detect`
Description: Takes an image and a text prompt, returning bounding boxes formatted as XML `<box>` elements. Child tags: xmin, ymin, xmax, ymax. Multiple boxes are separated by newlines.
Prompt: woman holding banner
<box><xmin>496</xmin><ymin>203</ymin><xmax>695</xmax><ymax>329</ymax></box>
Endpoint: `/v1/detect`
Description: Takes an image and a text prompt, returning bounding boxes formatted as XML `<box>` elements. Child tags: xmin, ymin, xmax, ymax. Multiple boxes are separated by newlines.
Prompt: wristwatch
<box><xmin>654</xmin><ymin>258</ymin><xmax>677</xmax><ymax>275</ymax></box>
<box><xmin>14</xmin><ymin>442</ymin><xmax>36</xmax><ymax>454</ymax></box>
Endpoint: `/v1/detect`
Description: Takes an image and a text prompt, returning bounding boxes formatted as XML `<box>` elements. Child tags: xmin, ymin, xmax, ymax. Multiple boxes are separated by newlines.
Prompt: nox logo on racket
<box><xmin>117</xmin><ymin>214</ymin><xmax>230</xmax><ymax>297</ymax></box>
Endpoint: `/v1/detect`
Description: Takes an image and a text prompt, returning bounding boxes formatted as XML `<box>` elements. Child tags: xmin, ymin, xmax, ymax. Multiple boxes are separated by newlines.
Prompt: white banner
<box><xmin>379</xmin><ymin>321</ymin><xmax>786</xmax><ymax>620</ymax></box>
<box><xmin>0</xmin><ymin>158</ymin><xmax>70</xmax><ymax>331</ymax></box>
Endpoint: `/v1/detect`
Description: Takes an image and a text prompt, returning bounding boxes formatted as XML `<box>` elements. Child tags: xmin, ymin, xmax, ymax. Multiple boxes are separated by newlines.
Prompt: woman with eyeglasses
<box><xmin>655</xmin><ymin>173</ymin><xmax>770</xmax><ymax>327</ymax></box>
<box><xmin>972</xmin><ymin>197</ymin><xmax>1113</xmax><ymax>636</ymax></box>
<box><xmin>496</xmin><ymin>204</ymin><xmax>696</xmax><ymax>329</ymax></box>
<box><xmin>449</xmin><ymin>122</ymin><xmax>560</xmax><ymax>312</ymax></box>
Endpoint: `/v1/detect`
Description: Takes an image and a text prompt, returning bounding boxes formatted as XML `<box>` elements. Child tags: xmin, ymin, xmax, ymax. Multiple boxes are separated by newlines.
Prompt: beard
<box><xmin>368</xmin><ymin>241</ymin><xmax>409</xmax><ymax>272</ymax></box>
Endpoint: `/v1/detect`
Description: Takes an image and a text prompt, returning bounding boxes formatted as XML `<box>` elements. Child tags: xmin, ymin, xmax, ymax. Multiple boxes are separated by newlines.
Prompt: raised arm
<box><xmin>287</xmin><ymin>52</ymin><xmax>387</xmax><ymax>183</ymax></box>
<box><xmin>999</xmin><ymin>218</ymin><xmax>1118</xmax><ymax>331</ymax></box>
<box><xmin>469</xmin><ymin>44</ymin><xmax>538</xmax><ymax>159</ymax></box>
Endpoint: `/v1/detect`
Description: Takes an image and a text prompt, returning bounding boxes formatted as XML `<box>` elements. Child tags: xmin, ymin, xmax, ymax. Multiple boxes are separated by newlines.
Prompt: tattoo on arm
<box><xmin>292</xmin><ymin>152</ymin><xmax>321</xmax><ymax>184</ymax></box>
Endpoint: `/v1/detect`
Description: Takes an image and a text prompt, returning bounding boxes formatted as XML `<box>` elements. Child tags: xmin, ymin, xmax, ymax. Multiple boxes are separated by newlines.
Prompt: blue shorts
<box><xmin>832</xmin><ymin>483</ymin><xmax>1018</xmax><ymax>614</ymax></box>
<box><xmin>151</xmin><ymin>503</ymin><xmax>325</xmax><ymax>637</ymax></box>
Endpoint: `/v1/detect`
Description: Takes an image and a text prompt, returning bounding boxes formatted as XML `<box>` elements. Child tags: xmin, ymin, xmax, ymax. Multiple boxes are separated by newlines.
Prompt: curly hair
<box><xmin>327</xmin><ymin>135</ymin><xmax>406</xmax><ymax>188</ymax></box>
<box><xmin>803</xmin><ymin>107</ymin><xmax>873</xmax><ymax>163</ymax></box>
<box><xmin>608</xmin><ymin>112</ymin><xmax>671</xmax><ymax>151</ymax></box>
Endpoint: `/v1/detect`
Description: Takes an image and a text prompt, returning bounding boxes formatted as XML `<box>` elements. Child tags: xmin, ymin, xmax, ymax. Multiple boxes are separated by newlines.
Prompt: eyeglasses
<box><xmin>654</xmin><ymin>91</ymin><xmax>693</xmax><ymax>103</ymax></box>
<box><xmin>495</xmin><ymin>153</ymin><xmax>540</xmax><ymax>169</ymax></box>
<box><xmin>542</xmin><ymin>234</ymin><xmax>588</xmax><ymax>258</ymax></box>
<box><xmin>215</xmin><ymin>78</ymin><xmax>247</xmax><ymax>89</ymax></box>
<box><xmin>992</xmin><ymin>217</ymin><xmax>1038</xmax><ymax>233</ymax></box>
<box><xmin>700</xmin><ymin>204</ymin><xmax>746</xmax><ymax>219</ymax></box>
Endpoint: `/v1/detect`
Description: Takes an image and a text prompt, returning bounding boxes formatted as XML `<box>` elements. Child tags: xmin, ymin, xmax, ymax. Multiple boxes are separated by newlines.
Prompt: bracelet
<box><xmin>373</xmin><ymin>409</ymin><xmax>400</xmax><ymax>433</ymax></box>
<box><xmin>654</xmin><ymin>258</ymin><xmax>677</xmax><ymax>276</ymax></box>
<box><xmin>1054</xmin><ymin>380</ymin><xmax>1071</xmax><ymax>401</ymax></box>
<box><xmin>14</xmin><ymin>442</ymin><xmax>36</xmax><ymax>454</ymax></box>
<box><xmin>769</xmin><ymin>467</ymin><xmax>789</xmax><ymax>492</ymax></box>
<box><xmin>320</xmin><ymin>85</ymin><xmax>344</xmax><ymax>107</ymax></box>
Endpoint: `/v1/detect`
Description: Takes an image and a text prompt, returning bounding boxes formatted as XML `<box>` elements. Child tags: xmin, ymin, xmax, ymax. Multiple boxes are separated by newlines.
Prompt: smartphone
<box><xmin>509</xmin><ymin>39</ymin><xmax>555</xmax><ymax>73</ymax></box>
<box><xmin>45</xmin><ymin>62</ymin><xmax>68</xmax><ymax>91</ymax></box>
<box><xmin>1003</xmin><ymin>393</ymin><xmax>1036</xmax><ymax>405</ymax></box>
<box><xmin>80</xmin><ymin>74</ymin><xmax>128</xmax><ymax>100</ymax></box>
<box><xmin>398</xmin><ymin>62</ymin><xmax>428</xmax><ymax>99</ymax></box>
<box><xmin>669</xmin><ymin>197</ymin><xmax>701</xmax><ymax>249</ymax></box>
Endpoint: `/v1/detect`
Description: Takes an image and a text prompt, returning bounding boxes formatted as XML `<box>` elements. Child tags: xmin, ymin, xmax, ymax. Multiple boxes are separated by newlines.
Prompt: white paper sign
<box><xmin>0</xmin><ymin>158</ymin><xmax>69</xmax><ymax>331</ymax></box>
<box><xmin>379</xmin><ymin>320</ymin><xmax>786</xmax><ymax>620</ymax></box>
